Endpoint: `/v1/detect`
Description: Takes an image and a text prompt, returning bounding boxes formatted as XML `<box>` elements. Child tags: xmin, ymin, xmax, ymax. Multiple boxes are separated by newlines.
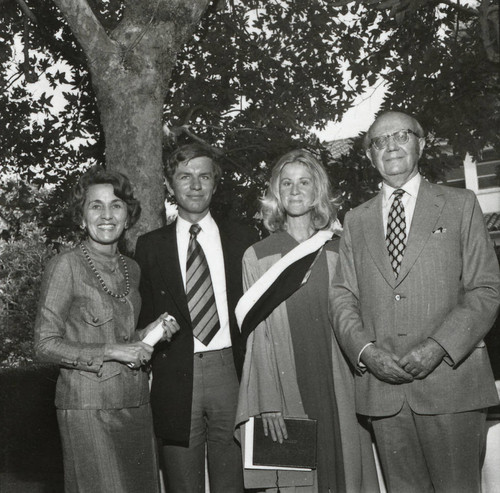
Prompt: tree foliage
<box><xmin>0</xmin><ymin>0</ymin><xmax>498</xmax><ymax>365</ymax></box>
<box><xmin>1</xmin><ymin>0</ymin><xmax>103</xmax><ymax>184</ymax></box>
<box><xmin>0</xmin><ymin>0</ymin><xmax>498</xmax><ymax>228</ymax></box>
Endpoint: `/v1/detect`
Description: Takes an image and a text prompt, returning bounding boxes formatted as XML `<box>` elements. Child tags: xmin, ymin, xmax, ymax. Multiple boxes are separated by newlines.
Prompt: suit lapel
<box><xmin>155</xmin><ymin>222</ymin><xmax>191</xmax><ymax>324</ymax></box>
<box><xmin>396</xmin><ymin>180</ymin><xmax>444</xmax><ymax>285</ymax></box>
<box><xmin>362</xmin><ymin>193</ymin><xmax>396</xmax><ymax>286</ymax></box>
<box><xmin>218</xmin><ymin>220</ymin><xmax>237</xmax><ymax>309</ymax></box>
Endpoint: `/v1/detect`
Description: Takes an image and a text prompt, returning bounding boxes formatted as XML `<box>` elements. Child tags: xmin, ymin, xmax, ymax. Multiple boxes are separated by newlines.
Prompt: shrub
<box><xmin>0</xmin><ymin>222</ymin><xmax>72</xmax><ymax>367</ymax></box>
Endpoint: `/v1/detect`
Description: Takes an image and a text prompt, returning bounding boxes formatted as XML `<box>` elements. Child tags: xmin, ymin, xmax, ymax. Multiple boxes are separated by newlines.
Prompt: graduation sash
<box><xmin>235</xmin><ymin>230</ymin><xmax>334</xmax><ymax>340</ymax></box>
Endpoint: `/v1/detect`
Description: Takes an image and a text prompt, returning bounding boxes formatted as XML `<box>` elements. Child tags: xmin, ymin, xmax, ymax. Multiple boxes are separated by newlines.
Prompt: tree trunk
<box><xmin>91</xmin><ymin>57</ymin><xmax>169</xmax><ymax>249</ymax></box>
<box><xmin>52</xmin><ymin>0</ymin><xmax>212</xmax><ymax>250</ymax></box>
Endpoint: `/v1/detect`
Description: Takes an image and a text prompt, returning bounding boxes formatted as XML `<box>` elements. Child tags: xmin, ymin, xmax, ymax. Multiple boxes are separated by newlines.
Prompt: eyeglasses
<box><xmin>369</xmin><ymin>129</ymin><xmax>420</xmax><ymax>150</ymax></box>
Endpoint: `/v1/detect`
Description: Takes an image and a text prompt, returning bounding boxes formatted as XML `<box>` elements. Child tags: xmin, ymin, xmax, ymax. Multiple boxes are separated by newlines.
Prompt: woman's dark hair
<box><xmin>71</xmin><ymin>165</ymin><xmax>141</xmax><ymax>228</ymax></box>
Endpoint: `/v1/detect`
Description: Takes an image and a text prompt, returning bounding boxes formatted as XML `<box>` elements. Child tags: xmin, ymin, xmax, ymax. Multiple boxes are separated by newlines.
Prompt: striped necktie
<box><xmin>386</xmin><ymin>189</ymin><xmax>406</xmax><ymax>277</ymax></box>
<box><xmin>186</xmin><ymin>223</ymin><xmax>220</xmax><ymax>345</ymax></box>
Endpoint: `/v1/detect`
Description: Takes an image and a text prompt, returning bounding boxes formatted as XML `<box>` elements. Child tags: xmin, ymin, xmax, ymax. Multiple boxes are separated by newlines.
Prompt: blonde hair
<box><xmin>261</xmin><ymin>149</ymin><xmax>341</xmax><ymax>233</ymax></box>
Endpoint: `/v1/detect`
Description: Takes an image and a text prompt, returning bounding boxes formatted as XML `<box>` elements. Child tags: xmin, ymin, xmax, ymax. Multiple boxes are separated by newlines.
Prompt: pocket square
<box><xmin>432</xmin><ymin>227</ymin><xmax>446</xmax><ymax>234</ymax></box>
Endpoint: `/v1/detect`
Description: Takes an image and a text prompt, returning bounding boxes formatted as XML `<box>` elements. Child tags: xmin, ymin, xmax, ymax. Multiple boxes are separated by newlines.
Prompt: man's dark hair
<box><xmin>165</xmin><ymin>143</ymin><xmax>222</xmax><ymax>185</ymax></box>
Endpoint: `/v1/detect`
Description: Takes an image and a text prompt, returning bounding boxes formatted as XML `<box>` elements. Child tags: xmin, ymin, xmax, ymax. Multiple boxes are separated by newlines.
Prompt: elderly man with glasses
<box><xmin>332</xmin><ymin>111</ymin><xmax>500</xmax><ymax>493</ymax></box>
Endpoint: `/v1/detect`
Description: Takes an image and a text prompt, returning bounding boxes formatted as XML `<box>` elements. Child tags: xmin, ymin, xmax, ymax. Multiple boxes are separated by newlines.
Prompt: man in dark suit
<box><xmin>135</xmin><ymin>144</ymin><xmax>258</xmax><ymax>492</ymax></box>
<box><xmin>332</xmin><ymin>111</ymin><xmax>500</xmax><ymax>493</ymax></box>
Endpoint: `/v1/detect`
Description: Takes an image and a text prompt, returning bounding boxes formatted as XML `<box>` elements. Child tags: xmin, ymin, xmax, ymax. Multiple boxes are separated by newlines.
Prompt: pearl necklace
<box><xmin>79</xmin><ymin>243</ymin><xmax>130</xmax><ymax>300</ymax></box>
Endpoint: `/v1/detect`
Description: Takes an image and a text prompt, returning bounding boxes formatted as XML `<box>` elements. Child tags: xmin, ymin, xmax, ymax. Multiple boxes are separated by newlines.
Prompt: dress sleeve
<box><xmin>240</xmin><ymin>247</ymin><xmax>283</xmax><ymax>416</ymax></box>
<box><xmin>34</xmin><ymin>254</ymin><xmax>105</xmax><ymax>373</ymax></box>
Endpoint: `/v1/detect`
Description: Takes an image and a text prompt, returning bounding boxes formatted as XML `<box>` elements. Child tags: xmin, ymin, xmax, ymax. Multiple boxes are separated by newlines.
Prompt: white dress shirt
<box><xmin>381</xmin><ymin>173</ymin><xmax>421</xmax><ymax>237</ymax></box>
<box><xmin>176</xmin><ymin>213</ymin><xmax>232</xmax><ymax>353</ymax></box>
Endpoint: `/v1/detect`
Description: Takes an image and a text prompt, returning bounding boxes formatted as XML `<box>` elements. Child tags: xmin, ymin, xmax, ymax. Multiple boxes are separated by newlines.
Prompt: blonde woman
<box><xmin>236</xmin><ymin>150</ymin><xmax>379</xmax><ymax>492</ymax></box>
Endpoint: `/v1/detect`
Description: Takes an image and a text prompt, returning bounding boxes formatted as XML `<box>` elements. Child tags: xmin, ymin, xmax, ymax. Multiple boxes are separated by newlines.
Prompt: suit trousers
<box><xmin>371</xmin><ymin>400</ymin><xmax>487</xmax><ymax>493</ymax></box>
<box><xmin>161</xmin><ymin>347</ymin><xmax>244</xmax><ymax>493</ymax></box>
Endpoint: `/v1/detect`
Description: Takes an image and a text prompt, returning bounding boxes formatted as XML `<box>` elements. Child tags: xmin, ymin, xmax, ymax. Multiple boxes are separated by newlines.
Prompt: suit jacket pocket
<box><xmin>79</xmin><ymin>364</ymin><xmax>121</xmax><ymax>382</ymax></box>
<box><xmin>81</xmin><ymin>306</ymin><xmax>113</xmax><ymax>327</ymax></box>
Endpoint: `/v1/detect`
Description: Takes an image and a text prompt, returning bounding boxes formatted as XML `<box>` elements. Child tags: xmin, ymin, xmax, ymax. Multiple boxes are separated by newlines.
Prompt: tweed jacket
<box><xmin>34</xmin><ymin>245</ymin><xmax>150</xmax><ymax>410</ymax></box>
<box><xmin>332</xmin><ymin>180</ymin><xmax>500</xmax><ymax>417</ymax></box>
<box><xmin>135</xmin><ymin>217</ymin><xmax>259</xmax><ymax>444</ymax></box>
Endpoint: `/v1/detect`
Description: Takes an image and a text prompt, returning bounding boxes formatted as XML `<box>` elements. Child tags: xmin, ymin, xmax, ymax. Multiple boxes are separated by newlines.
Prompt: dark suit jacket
<box><xmin>135</xmin><ymin>217</ymin><xmax>259</xmax><ymax>444</ymax></box>
<box><xmin>332</xmin><ymin>180</ymin><xmax>500</xmax><ymax>416</ymax></box>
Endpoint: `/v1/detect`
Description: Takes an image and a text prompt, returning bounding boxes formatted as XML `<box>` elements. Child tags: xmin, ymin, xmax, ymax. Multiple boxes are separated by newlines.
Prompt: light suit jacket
<box><xmin>332</xmin><ymin>180</ymin><xmax>500</xmax><ymax>416</ymax></box>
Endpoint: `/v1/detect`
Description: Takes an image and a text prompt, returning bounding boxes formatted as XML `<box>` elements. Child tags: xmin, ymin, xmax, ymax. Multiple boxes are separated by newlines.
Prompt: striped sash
<box><xmin>236</xmin><ymin>230</ymin><xmax>333</xmax><ymax>340</ymax></box>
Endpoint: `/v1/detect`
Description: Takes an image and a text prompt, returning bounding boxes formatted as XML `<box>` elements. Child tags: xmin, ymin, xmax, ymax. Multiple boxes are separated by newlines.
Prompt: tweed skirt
<box><xmin>57</xmin><ymin>404</ymin><xmax>160</xmax><ymax>493</ymax></box>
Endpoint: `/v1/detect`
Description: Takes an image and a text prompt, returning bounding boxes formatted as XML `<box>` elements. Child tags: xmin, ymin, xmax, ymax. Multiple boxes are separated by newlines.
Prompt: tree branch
<box><xmin>434</xmin><ymin>0</ymin><xmax>478</xmax><ymax>16</ymax></box>
<box><xmin>86</xmin><ymin>0</ymin><xmax>122</xmax><ymax>32</ymax></box>
<box><xmin>51</xmin><ymin>0</ymin><xmax>113</xmax><ymax>61</ymax></box>
<box><xmin>4</xmin><ymin>71</ymin><xmax>22</xmax><ymax>90</ymax></box>
<box><xmin>15</xmin><ymin>0</ymin><xmax>37</xmax><ymax>23</ymax></box>
<box><xmin>330</xmin><ymin>0</ymin><xmax>477</xmax><ymax>17</ymax></box>
<box><xmin>10</xmin><ymin>1</ymin><xmax>87</xmax><ymax>68</ymax></box>
<box><xmin>479</xmin><ymin>0</ymin><xmax>499</xmax><ymax>63</ymax></box>
<box><xmin>330</xmin><ymin>0</ymin><xmax>354</xmax><ymax>6</ymax></box>
<box><xmin>179</xmin><ymin>104</ymin><xmax>221</xmax><ymax>126</ymax></box>
<box><xmin>21</xmin><ymin>17</ymin><xmax>38</xmax><ymax>83</ymax></box>
<box><xmin>176</xmin><ymin>126</ymin><xmax>254</xmax><ymax>178</ymax></box>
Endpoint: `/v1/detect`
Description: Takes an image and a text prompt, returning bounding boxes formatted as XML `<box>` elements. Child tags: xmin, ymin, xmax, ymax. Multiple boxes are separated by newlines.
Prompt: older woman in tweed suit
<box><xmin>35</xmin><ymin>166</ymin><xmax>178</xmax><ymax>493</ymax></box>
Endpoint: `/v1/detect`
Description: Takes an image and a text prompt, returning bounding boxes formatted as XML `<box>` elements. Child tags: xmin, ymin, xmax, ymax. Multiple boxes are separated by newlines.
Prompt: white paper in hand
<box><xmin>142</xmin><ymin>315</ymin><xmax>175</xmax><ymax>346</ymax></box>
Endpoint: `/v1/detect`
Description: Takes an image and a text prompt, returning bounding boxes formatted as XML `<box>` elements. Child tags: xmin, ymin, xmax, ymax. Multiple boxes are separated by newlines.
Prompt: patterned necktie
<box><xmin>186</xmin><ymin>224</ymin><xmax>220</xmax><ymax>345</ymax></box>
<box><xmin>386</xmin><ymin>189</ymin><xmax>406</xmax><ymax>277</ymax></box>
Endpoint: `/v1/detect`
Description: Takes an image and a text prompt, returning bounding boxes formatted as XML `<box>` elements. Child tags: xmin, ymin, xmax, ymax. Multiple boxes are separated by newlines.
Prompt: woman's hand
<box><xmin>261</xmin><ymin>411</ymin><xmax>288</xmax><ymax>444</ymax></box>
<box><xmin>158</xmin><ymin>313</ymin><xmax>180</xmax><ymax>343</ymax></box>
<box><xmin>104</xmin><ymin>341</ymin><xmax>154</xmax><ymax>368</ymax></box>
<box><xmin>142</xmin><ymin>312</ymin><xmax>180</xmax><ymax>344</ymax></box>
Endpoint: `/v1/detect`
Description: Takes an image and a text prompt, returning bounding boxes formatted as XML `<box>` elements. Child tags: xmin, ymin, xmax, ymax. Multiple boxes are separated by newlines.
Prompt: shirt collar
<box><xmin>176</xmin><ymin>212</ymin><xmax>215</xmax><ymax>237</ymax></box>
<box><xmin>382</xmin><ymin>173</ymin><xmax>421</xmax><ymax>203</ymax></box>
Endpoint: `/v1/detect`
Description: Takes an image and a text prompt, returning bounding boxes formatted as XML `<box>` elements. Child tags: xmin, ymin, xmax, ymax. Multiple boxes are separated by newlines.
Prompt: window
<box><xmin>441</xmin><ymin>166</ymin><xmax>465</xmax><ymax>189</ymax></box>
<box><xmin>477</xmin><ymin>159</ymin><xmax>500</xmax><ymax>190</ymax></box>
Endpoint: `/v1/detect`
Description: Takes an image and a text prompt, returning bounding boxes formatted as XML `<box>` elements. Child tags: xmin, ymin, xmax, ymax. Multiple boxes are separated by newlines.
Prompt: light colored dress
<box><xmin>236</xmin><ymin>231</ymin><xmax>379</xmax><ymax>493</ymax></box>
<box><xmin>34</xmin><ymin>242</ymin><xmax>160</xmax><ymax>493</ymax></box>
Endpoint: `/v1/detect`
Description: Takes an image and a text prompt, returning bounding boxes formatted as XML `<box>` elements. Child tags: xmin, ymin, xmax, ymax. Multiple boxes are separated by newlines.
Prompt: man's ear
<box><xmin>166</xmin><ymin>181</ymin><xmax>174</xmax><ymax>196</ymax></box>
<box><xmin>365</xmin><ymin>148</ymin><xmax>375</xmax><ymax>167</ymax></box>
<box><xmin>418</xmin><ymin>137</ymin><xmax>426</xmax><ymax>158</ymax></box>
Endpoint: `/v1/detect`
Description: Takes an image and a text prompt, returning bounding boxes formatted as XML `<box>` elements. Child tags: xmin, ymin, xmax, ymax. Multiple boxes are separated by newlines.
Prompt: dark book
<box><xmin>252</xmin><ymin>417</ymin><xmax>317</xmax><ymax>469</ymax></box>
<box><xmin>488</xmin><ymin>403</ymin><xmax>500</xmax><ymax>420</ymax></box>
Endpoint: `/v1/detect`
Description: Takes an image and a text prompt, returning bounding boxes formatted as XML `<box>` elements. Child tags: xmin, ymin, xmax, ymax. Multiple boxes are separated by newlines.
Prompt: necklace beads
<box><xmin>79</xmin><ymin>243</ymin><xmax>130</xmax><ymax>299</ymax></box>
